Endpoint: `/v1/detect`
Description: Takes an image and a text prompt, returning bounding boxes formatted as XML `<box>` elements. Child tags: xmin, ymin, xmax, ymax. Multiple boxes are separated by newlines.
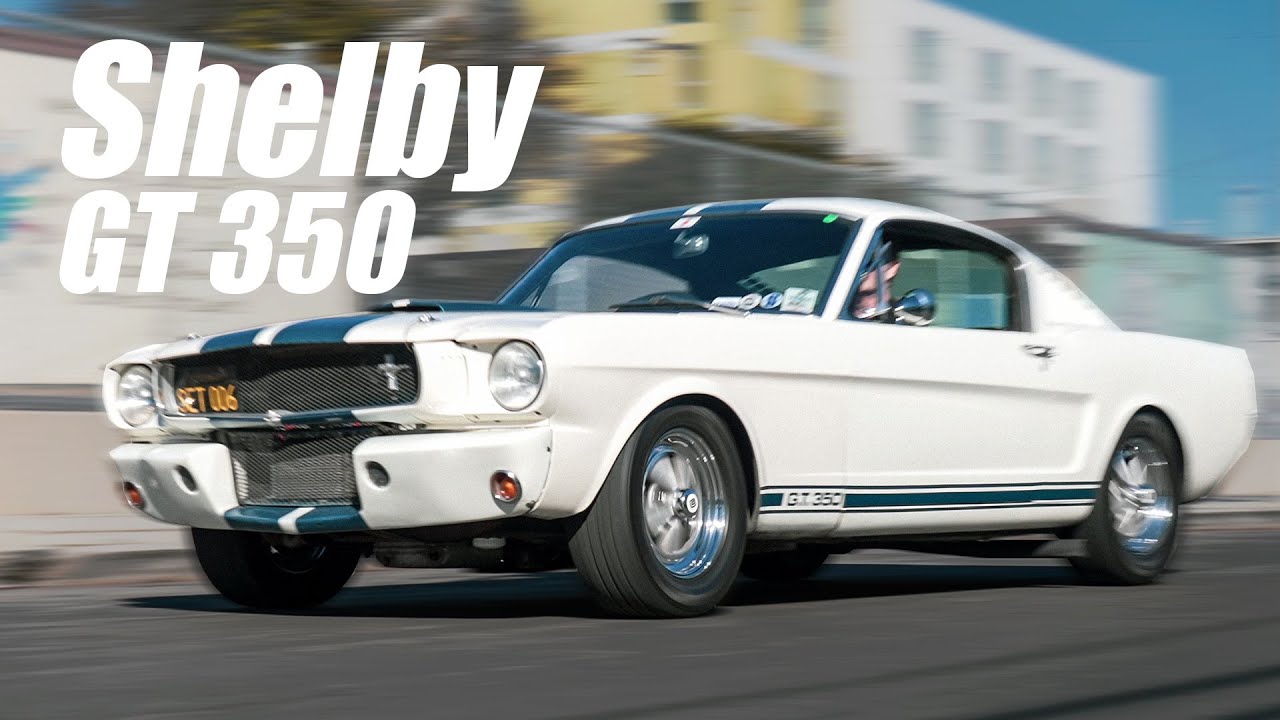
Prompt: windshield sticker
<box><xmin>670</xmin><ymin>215</ymin><xmax>701</xmax><ymax>230</ymax></box>
<box><xmin>782</xmin><ymin>287</ymin><xmax>819</xmax><ymax>314</ymax></box>
<box><xmin>711</xmin><ymin>296</ymin><xmax>742</xmax><ymax>309</ymax></box>
<box><xmin>761</xmin><ymin>292</ymin><xmax>783</xmax><ymax>310</ymax></box>
<box><xmin>739</xmin><ymin>293</ymin><xmax>762</xmax><ymax>311</ymax></box>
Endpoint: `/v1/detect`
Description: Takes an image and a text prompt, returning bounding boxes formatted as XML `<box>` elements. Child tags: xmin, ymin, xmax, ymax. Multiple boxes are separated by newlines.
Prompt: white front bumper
<box><xmin>110</xmin><ymin>426</ymin><xmax>553</xmax><ymax>534</ymax></box>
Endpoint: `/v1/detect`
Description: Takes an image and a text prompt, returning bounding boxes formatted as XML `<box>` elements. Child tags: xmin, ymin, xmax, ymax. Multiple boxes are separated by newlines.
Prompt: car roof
<box><xmin>577</xmin><ymin>197</ymin><xmax>1029</xmax><ymax>257</ymax></box>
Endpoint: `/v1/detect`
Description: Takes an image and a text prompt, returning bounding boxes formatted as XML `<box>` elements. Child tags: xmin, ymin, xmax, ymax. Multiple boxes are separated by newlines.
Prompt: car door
<box><xmin>831</xmin><ymin>221</ymin><xmax>1098</xmax><ymax>535</ymax></box>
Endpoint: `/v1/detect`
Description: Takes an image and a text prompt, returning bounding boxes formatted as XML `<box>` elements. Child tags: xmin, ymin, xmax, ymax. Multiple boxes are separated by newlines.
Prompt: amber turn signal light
<box><xmin>123</xmin><ymin>481</ymin><xmax>145</xmax><ymax>510</ymax></box>
<box><xmin>490</xmin><ymin>471</ymin><xmax>521</xmax><ymax>503</ymax></box>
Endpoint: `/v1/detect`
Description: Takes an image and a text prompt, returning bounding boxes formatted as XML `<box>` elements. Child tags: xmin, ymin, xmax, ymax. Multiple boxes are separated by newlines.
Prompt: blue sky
<box><xmin>946</xmin><ymin>0</ymin><xmax>1279</xmax><ymax>236</ymax></box>
<box><xmin>0</xmin><ymin>0</ymin><xmax>48</xmax><ymax>14</ymax></box>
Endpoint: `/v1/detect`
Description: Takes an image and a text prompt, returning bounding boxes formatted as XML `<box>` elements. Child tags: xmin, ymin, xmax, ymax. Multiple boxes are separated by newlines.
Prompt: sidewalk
<box><xmin>1</xmin><ymin>513</ymin><xmax>183</xmax><ymax>555</ymax></box>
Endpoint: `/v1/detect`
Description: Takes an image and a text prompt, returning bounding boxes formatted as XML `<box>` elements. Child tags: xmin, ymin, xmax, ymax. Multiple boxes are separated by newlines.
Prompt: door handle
<box><xmin>1023</xmin><ymin>344</ymin><xmax>1056</xmax><ymax>359</ymax></box>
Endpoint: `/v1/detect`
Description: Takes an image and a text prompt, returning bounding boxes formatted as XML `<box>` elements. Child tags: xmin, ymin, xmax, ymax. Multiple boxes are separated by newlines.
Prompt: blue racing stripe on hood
<box><xmin>625</xmin><ymin>206</ymin><xmax>694</xmax><ymax>223</ymax></box>
<box><xmin>271</xmin><ymin>314</ymin><xmax>378</xmax><ymax>345</ymax></box>
<box><xmin>200</xmin><ymin>328</ymin><xmax>262</xmax><ymax>353</ymax></box>
<box><xmin>700</xmin><ymin>200</ymin><xmax>774</xmax><ymax>215</ymax></box>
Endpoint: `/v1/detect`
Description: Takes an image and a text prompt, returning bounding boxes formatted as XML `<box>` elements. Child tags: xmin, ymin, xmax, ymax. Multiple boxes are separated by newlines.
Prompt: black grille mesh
<box><xmin>166</xmin><ymin>344</ymin><xmax>418</xmax><ymax>415</ymax></box>
<box><xmin>224</xmin><ymin>426</ymin><xmax>390</xmax><ymax>506</ymax></box>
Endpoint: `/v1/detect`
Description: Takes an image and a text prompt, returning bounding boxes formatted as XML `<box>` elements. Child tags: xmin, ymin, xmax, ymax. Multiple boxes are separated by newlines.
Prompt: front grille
<box><xmin>165</xmin><ymin>343</ymin><xmax>418</xmax><ymax>415</ymax></box>
<box><xmin>223</xmin><ymin>426</ymin><xmax>391</xmax><ymax>506</ymax></box>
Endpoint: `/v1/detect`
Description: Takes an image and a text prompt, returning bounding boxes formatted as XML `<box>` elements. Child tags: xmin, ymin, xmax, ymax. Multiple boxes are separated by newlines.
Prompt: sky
<box><xmin>945</xmin><ymin>0</ymin><xmax>1280</xmax><ymax>236</ymax></box>
<box><xmin>2</xmin><ymin>0</ymin><xmax>1277</xmax><ymax>236</ymax></box>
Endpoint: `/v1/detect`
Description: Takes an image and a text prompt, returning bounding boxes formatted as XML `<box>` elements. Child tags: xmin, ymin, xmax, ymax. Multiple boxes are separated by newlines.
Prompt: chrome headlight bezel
<box><xmin>115</xmin><ymin>365</ymin><xmax>157</xmax><ymax>427</ymax></box>
<box><xmin>487</xmin><ymin>341</ymin><xmax>545</xmax><ymax>411</ymax></box>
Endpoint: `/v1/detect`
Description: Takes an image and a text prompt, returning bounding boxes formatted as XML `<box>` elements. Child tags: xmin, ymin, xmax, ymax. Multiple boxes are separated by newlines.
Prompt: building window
<box><xmin>1029</xmin><ymin>67</ymin><xmax>1056</xmax><ymax>117</ymax></box>
<box><xmin>800</xmin><ymin>0</ymin><xmax>828</xmax><ymax>48</ymax></box>
<box><xmin>1030</xmin><ymin>135</ymin><xmax>1056</xmax><ymax>185</ymax></box>
<box><xmin>910</xmin><ymin>28</ymin><xmax>941</xmax><ymax>83</ymax></box>
<box><xmin>978</xmin><ymin>50</ymin><xmax>1007</xmax><ymax>102</ymax></box>
<box><xmin>677</xmin><ymin>46</ymin><xmax>707</xmax><ymax>108</ymax></box>
<box><xmin>910</xmin><ymin>102</ymin><xmax>943</xmax><ymax>158</ymax></box>
<box><xmin>666</xmin><ymin>1</ymin><xmax>700</xmax><ymax>23</ymax></box>
<box><xmin>1069</xmin><ymin>146</ymin><xmax>1097</xmax><ymax>190</ymax></box>
<box><xmin>978</xmin><ymin>120</ymin><xmax>1008</xmax><ymax>174</ymax></box>
<box><xmin>1068</xmin><ymin>80</ymin><xmax>1095</xmax><ymax>128</ymax></box>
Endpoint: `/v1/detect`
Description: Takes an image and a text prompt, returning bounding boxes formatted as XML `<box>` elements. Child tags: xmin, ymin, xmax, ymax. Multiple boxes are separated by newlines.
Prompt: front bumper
<box><xmin>110</xmin><ymin>426</ymin><xmax>552</xmax><ymax>534</ymax></box>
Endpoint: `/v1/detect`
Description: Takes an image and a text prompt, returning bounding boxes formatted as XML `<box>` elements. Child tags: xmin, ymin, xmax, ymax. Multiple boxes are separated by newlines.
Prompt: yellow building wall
<box><xmin>522</xmin><ymin>0</ymin><xmax>848</xmax><ymax>132</ymax></box>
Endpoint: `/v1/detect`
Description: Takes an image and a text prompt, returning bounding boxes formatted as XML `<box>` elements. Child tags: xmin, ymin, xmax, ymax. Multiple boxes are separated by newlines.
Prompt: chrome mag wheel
<box><xmin>1108</xmin><ymin>437</ymin><xmax>1175</xmax><ymax>556</ymax></box>
<box><xmin>641</xmin><ymin>428</ymin><xmax>729</xmax><ymax>578</ymax></box>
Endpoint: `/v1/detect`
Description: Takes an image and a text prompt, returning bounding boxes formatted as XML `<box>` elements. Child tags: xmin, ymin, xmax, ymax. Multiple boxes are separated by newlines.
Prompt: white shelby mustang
<box><xmin>104</xmin><ymin>198</ymin><xmax>1258</xmax><ymax>618</ymax></box>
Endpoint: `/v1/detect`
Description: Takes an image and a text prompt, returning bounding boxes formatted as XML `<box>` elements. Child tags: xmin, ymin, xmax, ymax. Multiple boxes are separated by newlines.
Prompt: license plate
<box><xmin>176</xmin><ymin>384</ymin><xmax>239</xmax><ymax>414</ymax></box>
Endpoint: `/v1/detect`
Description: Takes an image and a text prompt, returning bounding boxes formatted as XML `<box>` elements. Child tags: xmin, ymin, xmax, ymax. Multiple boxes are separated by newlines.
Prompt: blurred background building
<box><xmin>0</xmin><ymin>0</ymin><xmax>1274</xmax><ymax>435</ymax></box>
<box><xmin>523</xmin><ymin>0</ymin><xmax>1156</xmax><ymax>227</ymax></box>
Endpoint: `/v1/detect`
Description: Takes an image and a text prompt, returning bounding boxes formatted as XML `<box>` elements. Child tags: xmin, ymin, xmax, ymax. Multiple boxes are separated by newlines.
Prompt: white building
<box><xmin>835</xmin><ymin>0</ymin><xmax>1159</xmax><ymax>228</ymax></box>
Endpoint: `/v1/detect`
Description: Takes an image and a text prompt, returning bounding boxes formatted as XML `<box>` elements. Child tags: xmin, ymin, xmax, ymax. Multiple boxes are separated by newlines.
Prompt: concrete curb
<box><xmin>0</xmin><ymin>548</ymin><xmax>192</xmax><ymax>588</ymax></box>
<box><xmin>2</xmin><ymin>500</ymin><xmax>1276</xmax><ymax>589</ymax></box>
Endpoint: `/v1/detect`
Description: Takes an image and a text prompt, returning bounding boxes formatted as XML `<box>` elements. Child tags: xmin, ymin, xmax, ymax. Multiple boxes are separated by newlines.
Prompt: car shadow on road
<box><xmin>124</xmin><ymin>561</ymin><xmax>1079</xmax><ymax>619</ymax></box>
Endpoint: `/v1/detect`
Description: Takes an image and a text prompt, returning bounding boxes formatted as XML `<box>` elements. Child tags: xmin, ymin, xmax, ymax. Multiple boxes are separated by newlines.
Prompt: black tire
<box><xmin>191</xmin><ymin>528</ymin><xmax>361</xmax><ymax>609</ymax></box>
<box><xmin>568</xmin><ymin>406</ymin><xmax>748</xmax><ymax>618</ymax></box>
<box><xmin>1070</xmin><ymin>412</ymin><xmax>1181</xmax><ymax>584</ymax></box>
<box><xmin>740</xmin><ymin>546</ymin><xmax>830</xmax><ymax>582</ymax></box>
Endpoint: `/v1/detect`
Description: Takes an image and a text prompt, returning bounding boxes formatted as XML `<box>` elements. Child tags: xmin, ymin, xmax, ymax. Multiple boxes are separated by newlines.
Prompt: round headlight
<box><xmin>116</xmin><ymin>365</ymin><xmax>156</xmax><ymax>427</ymax></box>
<box><xmin>488</xmin><ymin>341</ymin><xmax>544</xmax><ymax>411</ymax></box>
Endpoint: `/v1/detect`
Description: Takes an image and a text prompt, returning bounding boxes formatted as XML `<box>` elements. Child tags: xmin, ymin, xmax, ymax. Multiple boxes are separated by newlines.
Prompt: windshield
<box><xmin>501</xmin><ymin>213</ymin><xmax>859</xmax><ymax>314</ymax></box>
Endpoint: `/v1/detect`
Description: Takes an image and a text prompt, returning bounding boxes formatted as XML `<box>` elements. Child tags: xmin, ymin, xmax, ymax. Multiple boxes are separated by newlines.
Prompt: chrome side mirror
<box><xmin>894</xmin><ymin>288</ymin><xmax>936</xmax><ymax>326</ymax></box>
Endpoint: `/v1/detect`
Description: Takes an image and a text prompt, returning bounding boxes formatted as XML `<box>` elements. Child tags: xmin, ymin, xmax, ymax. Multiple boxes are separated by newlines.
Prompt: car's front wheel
<box><xmin>569</xmin><ymin>406</ymin><xmax>747</xmax><ymax>618</ymax></box>
<box><xmin>191</xmin><ymin>528</ymin><xmax>361</xmax><ymax>609</ymax></box>
<box><xmin>1071</xmin><ymin>412</ymin><xmax>1181</xmax><ymax>584</ymax></box>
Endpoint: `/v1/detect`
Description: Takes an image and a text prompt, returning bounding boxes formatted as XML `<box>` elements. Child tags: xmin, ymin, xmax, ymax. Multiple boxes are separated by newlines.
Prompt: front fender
<box><xmin>531</xmin><ymin>372</ymin><xmax>765</xmax><ymax>519</ymax></box>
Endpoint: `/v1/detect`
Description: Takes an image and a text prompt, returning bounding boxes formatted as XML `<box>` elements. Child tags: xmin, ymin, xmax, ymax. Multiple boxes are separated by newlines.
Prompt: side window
<box><xmin>848</xmin><ymin>222</ymin><xmax>1021</xmax><ymax>330</ymax></box>
<box><xmin>898</xmin><ymin>246</ymin><xmax>1012</xmax><ymax>329</ymax></box>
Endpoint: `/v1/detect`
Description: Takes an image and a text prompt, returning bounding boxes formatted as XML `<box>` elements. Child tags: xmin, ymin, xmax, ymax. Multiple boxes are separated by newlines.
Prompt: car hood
<box><xmin>128</xmin><ymin>301</ymin><xmax>815</xmax><ymax>367</ymax></box>
<box><xmin>145</xmin><ymin>305</ymin><xmax>571</xmax><ymax>361</ymax></box>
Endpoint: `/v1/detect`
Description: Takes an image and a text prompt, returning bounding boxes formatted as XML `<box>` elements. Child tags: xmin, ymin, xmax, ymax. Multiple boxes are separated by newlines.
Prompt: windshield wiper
<box><xmin>609</xmin><ymin>295</ymin><xmax>745</xmax><ymax>316</ymax></box>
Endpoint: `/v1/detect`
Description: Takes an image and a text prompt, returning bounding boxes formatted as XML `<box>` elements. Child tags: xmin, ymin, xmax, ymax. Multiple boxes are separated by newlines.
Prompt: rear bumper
<box><xmin>110</xmin><ymin>426</ymin><xmax>553</xmax><ymax>534</ymax></box>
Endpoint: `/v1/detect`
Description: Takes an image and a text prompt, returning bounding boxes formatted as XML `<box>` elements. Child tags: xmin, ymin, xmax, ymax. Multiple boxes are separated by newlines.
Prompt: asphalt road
<box><xmin>3</xmin><ymin>528</ymin><xmax>1280</xmax><ymax>720</ymax></box>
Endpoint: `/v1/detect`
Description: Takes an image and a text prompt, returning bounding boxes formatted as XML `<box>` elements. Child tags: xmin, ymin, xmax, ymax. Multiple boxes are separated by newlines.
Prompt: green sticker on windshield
<box><xmin>822</xmin><ymin>214</ymin><xmax>838</xmax><ymax>223</ymax></box>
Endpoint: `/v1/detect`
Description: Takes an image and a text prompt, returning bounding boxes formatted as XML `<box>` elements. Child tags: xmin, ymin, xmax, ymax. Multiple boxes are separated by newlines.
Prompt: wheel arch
<box><xmin>650</xmin><ymin>393</ymin><xmax>760</xmax><ymax>516</ymax></box>
<box><xmin>1130</xmin><ymin>404</ymin><xmax>1188</xmax><ymax>500</ymax></box>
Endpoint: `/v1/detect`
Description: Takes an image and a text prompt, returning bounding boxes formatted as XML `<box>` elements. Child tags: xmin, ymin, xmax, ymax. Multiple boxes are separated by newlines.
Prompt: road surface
<box><xmin>3</xmin><ymin>527</ymin><xmax>1279</xmax><ymax>719</ymax></box>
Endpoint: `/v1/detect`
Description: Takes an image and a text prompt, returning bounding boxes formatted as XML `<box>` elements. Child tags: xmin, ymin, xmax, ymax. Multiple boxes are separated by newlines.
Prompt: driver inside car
<box><xmin>852</xmin><ymin>242</ymin><xmax>937</xmax><ymax>327</ymax></box>
<box><xmin>853</xmin><ymin>242</ymin><xmax>901</xmax><ymax>319</ymax></box>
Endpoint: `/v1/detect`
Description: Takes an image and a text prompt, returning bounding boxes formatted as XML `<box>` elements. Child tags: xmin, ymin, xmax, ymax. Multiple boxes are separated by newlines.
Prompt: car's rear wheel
<box><xmin>740</xmin><ymin>546</ymin><xmax>830</xmax><ymax>582</ymax></box>
<box><xmin>569</xmin><ymin>406</ymin><xmax>747</xmax><ymax>618</ymax></box>
<box><xmin>1071</xmin><ymin>412</ymin><xmax>1181</xmax><ymax>584</ymax></box>
<box><xmin>191</xmin><ymin>528</ymin><xmax>361</xmax><ymax>609</ymax></box>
